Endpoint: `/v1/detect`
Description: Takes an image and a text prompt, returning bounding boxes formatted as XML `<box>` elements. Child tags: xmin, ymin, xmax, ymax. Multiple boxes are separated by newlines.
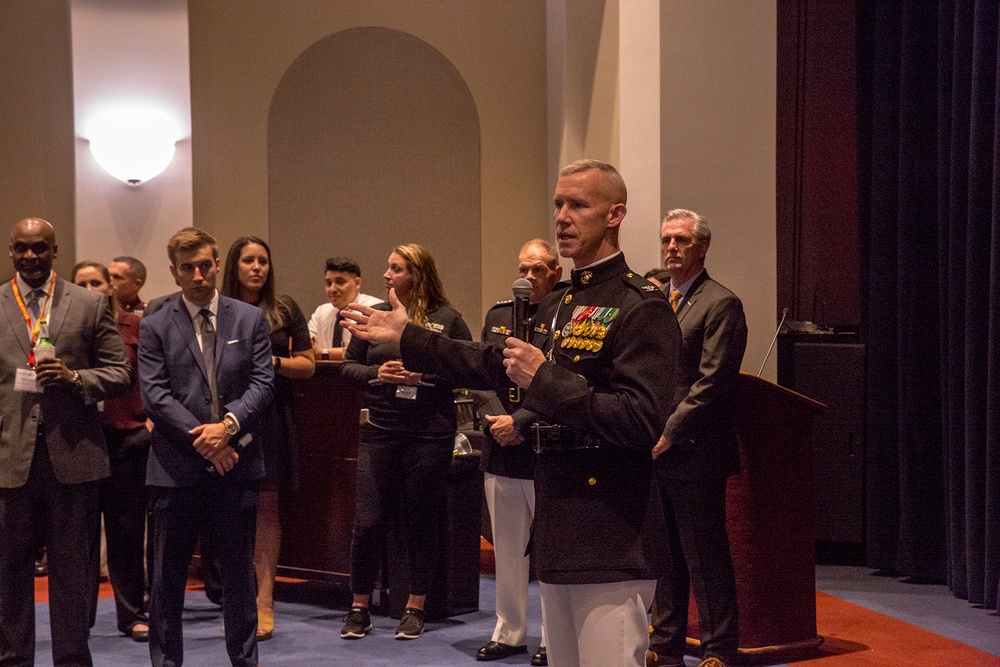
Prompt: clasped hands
<box><xmin>190</xmin><ymin>422</ymin><xmax>238</xmax><ymax>475</ymax></box>
<box><xmin>340</xmin><ymin>288</ymin><xmax>546</xmax><ymax>388</ymax></box>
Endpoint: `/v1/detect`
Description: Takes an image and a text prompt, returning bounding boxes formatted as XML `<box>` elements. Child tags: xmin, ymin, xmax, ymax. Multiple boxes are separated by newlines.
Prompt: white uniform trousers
<box><xmin>484</xmin><ymin>472</ymin><xmax>546</xmax><ymax>648</ymax></box>
<box><xmin>539</xmin><ymin>579</ymin><xmax>656</xmax><ymax>667</ymax></box>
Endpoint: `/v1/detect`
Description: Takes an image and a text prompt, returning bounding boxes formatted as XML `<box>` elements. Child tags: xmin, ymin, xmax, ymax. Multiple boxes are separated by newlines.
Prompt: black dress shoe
<box><xmin>530</xmin><ymin>646</ymin><xmax>547</xmax><ymax>666</ymax></box>
<box><xmin>476</xmin><ymin>641</ymin><xmax>527</xmax><ymax>661</ymax></box>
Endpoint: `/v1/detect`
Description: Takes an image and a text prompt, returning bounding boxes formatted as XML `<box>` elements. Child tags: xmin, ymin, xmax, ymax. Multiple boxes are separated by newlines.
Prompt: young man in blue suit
<box><xmin>139</xmin><ymin>227</ymin><xmax>274</xmax><ymax>667</ymax></box>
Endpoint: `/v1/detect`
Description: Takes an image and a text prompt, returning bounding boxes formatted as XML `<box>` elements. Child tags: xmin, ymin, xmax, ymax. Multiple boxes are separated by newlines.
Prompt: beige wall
<box><xmin>660</xmin><ymin>0</ymin><xmax>778</xmax><ymax>378</ymax></box>
<box><xmin>71</xmin><ymin>0</ymin><xmax>193</xmax><ymax>300</ymax></box>
<box><xmin>0</xmin><ymin>0</ymin><xmax>76</xmax><ymax>279</ymax></box>
<box><xmin>188</xmin><ymin>0</ymin><xmax>551</xmax><ymax>328</ymax></box>
<box><xmin>0</xmin><ymin>0</ymin><xmax>778</xmax><ymax>367</ymax></box>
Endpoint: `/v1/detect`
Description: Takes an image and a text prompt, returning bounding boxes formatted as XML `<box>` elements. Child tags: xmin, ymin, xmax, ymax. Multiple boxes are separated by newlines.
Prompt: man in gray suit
<box><xmin>0</xmin><ymin>217</ymin><xmax>131</xmax><ymax>666</ymax></box>
<box><xmin>647</xmin><ymin>209</ymin><xmax>747</xmax><ymax>667</ymax></box>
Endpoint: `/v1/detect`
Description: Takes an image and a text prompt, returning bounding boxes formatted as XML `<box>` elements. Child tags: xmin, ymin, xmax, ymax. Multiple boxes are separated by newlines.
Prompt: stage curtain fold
<box><xmin>858</xmin><ymin>0</ymin><xmax>1000</xmax><ymax>613</ymax></box>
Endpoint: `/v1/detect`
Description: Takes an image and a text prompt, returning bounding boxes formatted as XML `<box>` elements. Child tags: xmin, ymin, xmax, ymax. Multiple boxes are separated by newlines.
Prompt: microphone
<box><xmin>757</xmin><ymin>307</ymin><xmax>789</xmax><ymax>377</ymax></box>
<box><xmin>509</xmin><ymin>278</ymin><xmax>533</xmax><ymax>405</ymax></box>
<box><xmin>511</xmin><ymin>278</ymin><xmax>532</xmax><ymax>341</ymax></box>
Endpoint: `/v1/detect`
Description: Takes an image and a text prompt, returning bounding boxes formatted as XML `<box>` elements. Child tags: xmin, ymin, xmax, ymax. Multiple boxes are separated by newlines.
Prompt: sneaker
<box><xmin>394</xmin><ymin>607</ymin><xmax>425</xmax><ymax>640</ymax></box>
<box><xmin>340</xmin><ymin>607</ymin><xmax>372</xmax><ymax>639</ymax></box>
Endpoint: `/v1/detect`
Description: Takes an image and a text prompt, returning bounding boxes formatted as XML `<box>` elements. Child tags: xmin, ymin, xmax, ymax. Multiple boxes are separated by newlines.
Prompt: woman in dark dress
<box><xmin>339</xmin><ymin>243</ymin><xmax>471</xmax><ymax>642</ymax></box>
<box><xmin>221</xmin><ymin>237</ymin><xmax>315</xmax><ymax>641</ymax></box>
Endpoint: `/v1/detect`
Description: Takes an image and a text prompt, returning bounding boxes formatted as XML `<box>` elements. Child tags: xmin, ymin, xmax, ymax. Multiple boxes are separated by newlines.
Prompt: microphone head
<box><xmin>512</xmin><ymin>278</ymin><xmax>532</xmax><ymax>299</ymax></box>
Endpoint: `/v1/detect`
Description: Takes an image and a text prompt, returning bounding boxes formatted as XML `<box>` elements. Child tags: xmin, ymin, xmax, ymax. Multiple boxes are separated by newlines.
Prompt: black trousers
<box><xmin>649</xmin><ymin>476</ymin><xmax>739</xmax><ymax>664</ymax></box>
<box><xmin>97</xmin><ymin>427</ymin><xmax>150</xmax><ymax>633</ymax></box>
<box><xmin>350</xmin><ymin>426</ymin><xmax>453</xmax><ymax>597</ymax></box>
<box><xmin>147</xmin><ymin>479</ymin><xmax>258</xmax><ymax>667</ymax></box>
<box><xmin>0</xmin><ymin>434</ymin><xmax>100</xmax><ymax>667</ymax></box>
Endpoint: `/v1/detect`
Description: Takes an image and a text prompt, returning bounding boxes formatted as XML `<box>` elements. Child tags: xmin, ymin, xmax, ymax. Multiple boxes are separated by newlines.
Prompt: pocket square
<box><xmin>227</xmin><ymin>339</ymin><xmax>240</xmax><ymax>344</ymax></box>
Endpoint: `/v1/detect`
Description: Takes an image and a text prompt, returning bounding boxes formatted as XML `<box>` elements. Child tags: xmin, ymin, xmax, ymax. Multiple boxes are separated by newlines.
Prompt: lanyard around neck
<box><xmin>12</xmin><ymin>272</ymin><xmax>56</xmax><ymax>363</ymax></box>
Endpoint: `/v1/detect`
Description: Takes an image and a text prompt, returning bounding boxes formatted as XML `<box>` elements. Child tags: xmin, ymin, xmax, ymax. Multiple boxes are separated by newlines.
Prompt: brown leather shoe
<box><xmin>645</xmin><ymin>650</ymin><xmax>685</xmax><ymax>667</ymax></box>
<box><xmin>697</xmin><ymin>658</ymin><xmax>730</xmax><ymax>667</ymax></box>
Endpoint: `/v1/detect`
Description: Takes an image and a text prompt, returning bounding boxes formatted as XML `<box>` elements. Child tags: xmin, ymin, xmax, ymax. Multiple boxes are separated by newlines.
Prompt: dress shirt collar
<box><xmin>15</xmin><ymin>272</ymin><xmax>53</xmax><ymax>299</ymax></box>
<box><xmin>669</xmin><ymin>267</ymin><xmax>705</xmax><ymax>298</ymax></box>
<box><xmin>181</xmin><ymin>290</ymin><xmax>219</xmax><ymax>321</ymax></box>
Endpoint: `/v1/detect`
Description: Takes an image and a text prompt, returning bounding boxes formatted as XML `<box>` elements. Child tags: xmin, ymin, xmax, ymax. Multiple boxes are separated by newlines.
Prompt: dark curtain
<box><xmin>858</xmin><ymin>0</ymin><xmax>1000</xmax><ymax>612</ymax></box>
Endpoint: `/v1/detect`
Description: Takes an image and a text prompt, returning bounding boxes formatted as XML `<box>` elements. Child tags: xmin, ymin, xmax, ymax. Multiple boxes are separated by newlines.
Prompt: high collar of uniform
<box><xmin>570</xmin><ymin>252</ymin><xmax>628</xmax><ymax>289</ymax></box>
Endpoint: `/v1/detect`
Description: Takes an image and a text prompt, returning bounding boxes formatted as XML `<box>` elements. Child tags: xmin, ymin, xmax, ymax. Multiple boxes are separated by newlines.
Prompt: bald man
<box><xmin>0</xmin><ymin>218</ymin><xmax>131</xmax><ymax>666</ymax></box>
<box><xmin>475</xmin><ymin>239</ymin><xmax>562</xmax><ymax>665</ymax></box>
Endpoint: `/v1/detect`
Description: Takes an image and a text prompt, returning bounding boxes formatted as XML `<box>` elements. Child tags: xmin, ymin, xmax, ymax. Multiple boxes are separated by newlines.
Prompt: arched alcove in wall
<box><xmin>268</xmin><ymin>27</ymin><xmax>481</xmax><ymax>325</ymax></box>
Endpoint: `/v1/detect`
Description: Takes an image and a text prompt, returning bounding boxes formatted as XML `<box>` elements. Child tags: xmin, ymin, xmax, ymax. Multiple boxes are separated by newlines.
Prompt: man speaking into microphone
<box><xmin>342</xmin><ymin>160</ymin><xmax>679</xmax><ymax>667</ymax></box>
<box><xmin>474</xmin><ymin>239</ymin><xmax>562</xmax><ymax>664</ymax></box>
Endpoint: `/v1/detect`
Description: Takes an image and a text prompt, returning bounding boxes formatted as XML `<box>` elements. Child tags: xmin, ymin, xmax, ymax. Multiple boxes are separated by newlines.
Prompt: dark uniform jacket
<box><xmin>400</xmin><ymin>253</ymin><xmax>679</xmax><ymax>585</ymax></box>
<box><xmin>476</xmin><ymin>300</ymin><xmax>555</xmax><ymax>480</ymax></box>
<box><xmin>656</xmin><ymin>270</ymin><xmax>747</xmax><ymax>480</ymax></box>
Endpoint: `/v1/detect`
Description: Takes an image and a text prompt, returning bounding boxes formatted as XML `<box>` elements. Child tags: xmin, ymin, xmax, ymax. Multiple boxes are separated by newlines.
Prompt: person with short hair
<box><xmin>475</xmin><ymin>238</ymin><xmax>561</xmax><ymax>665</ymax></box>
<box><xmin>308</xmin><ymin>257</ymin><xmax>382</xmax><ymax>361</ymax></box>
<box><xmin>140</xmin><ymin>227</ymin><xmax>274</xmax><ymax>667</ymax></box>
<box><xmin>0</xmin><ymin>217</ymin><xmax>131</xmax><ymax>666</ymax></box>
<box><xmin>109</xmin><ymin>256</ymin><xmax>148</xmax><ymax>316</ymax></box>
<box><xmin>643</xmin><ymin>268</ymin><xmax>671</xmax><ymax>288</ymax></box>
<box><xmin>341</xmin><ymin>161</ymin><xmax>680</xmax><ymax>667</ymax></box>
<box><xmin>72</xmin><ymin>260</ymin><xmax>152</xmax><ymax>644</ymax></box>
<box><xmin>647</xmin><ymin>209</ymin><xmax>747</xmax><ymax>667</ymax></box>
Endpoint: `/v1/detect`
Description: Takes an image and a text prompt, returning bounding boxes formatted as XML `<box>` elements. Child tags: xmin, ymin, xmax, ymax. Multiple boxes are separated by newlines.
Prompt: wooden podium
<box><xmin>279</xmin><ymin>362</ymin><xmax>363</xmax><ymax>582</ymax></box>
<box><xmin>686</xmin><ymin>372</ymin><xmax>826</xmax><ymax>662</ymax></box>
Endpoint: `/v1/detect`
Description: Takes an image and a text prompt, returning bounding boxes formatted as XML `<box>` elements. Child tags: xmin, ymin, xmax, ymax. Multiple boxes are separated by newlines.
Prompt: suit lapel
<box><xmin>0</xmin><ymin>284</ymin><xmax>32</xmax><ymax>359</ymax></box>
<box><xmin>214</xmin><ymin>298</ymin><xmax>233</xmax><ymax>369</ymax></box>
<box><xmin>46</xmin><ymin>278</ymin><xmax>70</xmax><ymax>343</ymax></box>
<box><xmin>675</xmin><ymin>271</ymin><xmax>710</xmax><ymax>325</ymax></box>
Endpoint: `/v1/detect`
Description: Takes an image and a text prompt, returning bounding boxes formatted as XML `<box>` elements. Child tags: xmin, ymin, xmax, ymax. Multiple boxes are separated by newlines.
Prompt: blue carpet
<box><xmin>36</xmin><ymin>576</ymin><xmax>546</xmax><ymax>666</ymax></box>
<box><xmin>30</xmin><ymin>568</ymin><xmax>1000</xmax><ymax>665</ymax></box>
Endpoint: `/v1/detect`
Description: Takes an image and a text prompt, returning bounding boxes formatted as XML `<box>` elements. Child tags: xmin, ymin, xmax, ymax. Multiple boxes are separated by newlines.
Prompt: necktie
<box><xmin>669</xmin><ymin>289</ymin><xmax>681</xmax><ymax>313</ymax></box>
<box><xmin>27</xmin><ymin>290</ymin><xmax>41</xmax><ymax>322</ymax></box>
<box><xmin>199</xmin><ymin>309</ymin><xmax>219</xmax><ymax>421</ymax></box>
<box><xmin>332</xmin><ymin>313</ymin><xmax>343</xmax><ymax>347</ymax></box>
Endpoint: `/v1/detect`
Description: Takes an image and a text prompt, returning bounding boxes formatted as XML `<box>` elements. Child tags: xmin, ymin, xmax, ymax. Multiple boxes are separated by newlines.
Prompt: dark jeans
<box><xmin>350</xmin><ymin>425</ymin><xmax>453</xmax><ymax>596</ymax></box>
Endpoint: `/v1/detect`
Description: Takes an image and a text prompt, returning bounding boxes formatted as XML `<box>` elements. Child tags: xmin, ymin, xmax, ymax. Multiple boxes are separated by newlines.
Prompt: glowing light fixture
<box><xmin>87</xmin><ymin>106</ymin><xmax>181</xmax><ymax>185</ymax></box>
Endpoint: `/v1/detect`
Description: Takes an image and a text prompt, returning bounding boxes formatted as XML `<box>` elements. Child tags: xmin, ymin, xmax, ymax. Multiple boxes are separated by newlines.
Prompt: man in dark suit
<box><xmin>647</xmin><ymin>209</ymin><xmax>747</xmax><ymax>667</ymax></box>
<box><xmin>475</xmin><ymin>239</ymin><xmax>561</xmax><ymax>665</ymax></box>
<box><xmin>0</xmin><ymin>217</ymin><xmax>131</xmax><ymax>666</ymax></box>
<box><xmin>139</xmin><ymin>227</ymin><xmax>273</xmax><ymax>667</ymax></box>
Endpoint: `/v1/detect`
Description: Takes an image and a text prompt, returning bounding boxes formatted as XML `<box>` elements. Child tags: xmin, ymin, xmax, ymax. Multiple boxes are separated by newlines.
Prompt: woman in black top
<box><xmin>221</xmin><ymin>237</ymin><xmax>315</xmax><ymax>641</ymax></box>
<box><xmin>340</xmin><ymin>243</ymin><xmax>471</xmax><ymax>641</ymax></box>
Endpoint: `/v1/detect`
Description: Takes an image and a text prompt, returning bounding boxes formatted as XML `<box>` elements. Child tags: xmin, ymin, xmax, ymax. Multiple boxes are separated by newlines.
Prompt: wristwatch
<box><xmin>222</xmin><ymin>415</ymin><xmax>239</xmax><ymax>436</ymax></box>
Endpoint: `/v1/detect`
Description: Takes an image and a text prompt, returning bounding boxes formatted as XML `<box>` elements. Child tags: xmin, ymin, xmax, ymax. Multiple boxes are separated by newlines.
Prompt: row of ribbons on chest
<box><xmin>556</xmin><ymin>305</ymin><xmax>619</xmax><ymax>352</ymax></box>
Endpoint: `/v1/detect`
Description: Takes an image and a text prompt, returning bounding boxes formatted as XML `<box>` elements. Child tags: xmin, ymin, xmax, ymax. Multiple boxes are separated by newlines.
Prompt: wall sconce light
<box><xmin>87</xmin><ymin>106</ymin><xmax>181</xmax><ymax>185</ymax></box>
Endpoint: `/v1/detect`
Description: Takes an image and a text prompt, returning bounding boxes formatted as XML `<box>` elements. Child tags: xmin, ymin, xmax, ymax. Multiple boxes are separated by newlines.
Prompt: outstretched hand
<box><xmin>341</xmin><ymin>288</ymin><xmax>408</xmax><ymax>344</ymax></box>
